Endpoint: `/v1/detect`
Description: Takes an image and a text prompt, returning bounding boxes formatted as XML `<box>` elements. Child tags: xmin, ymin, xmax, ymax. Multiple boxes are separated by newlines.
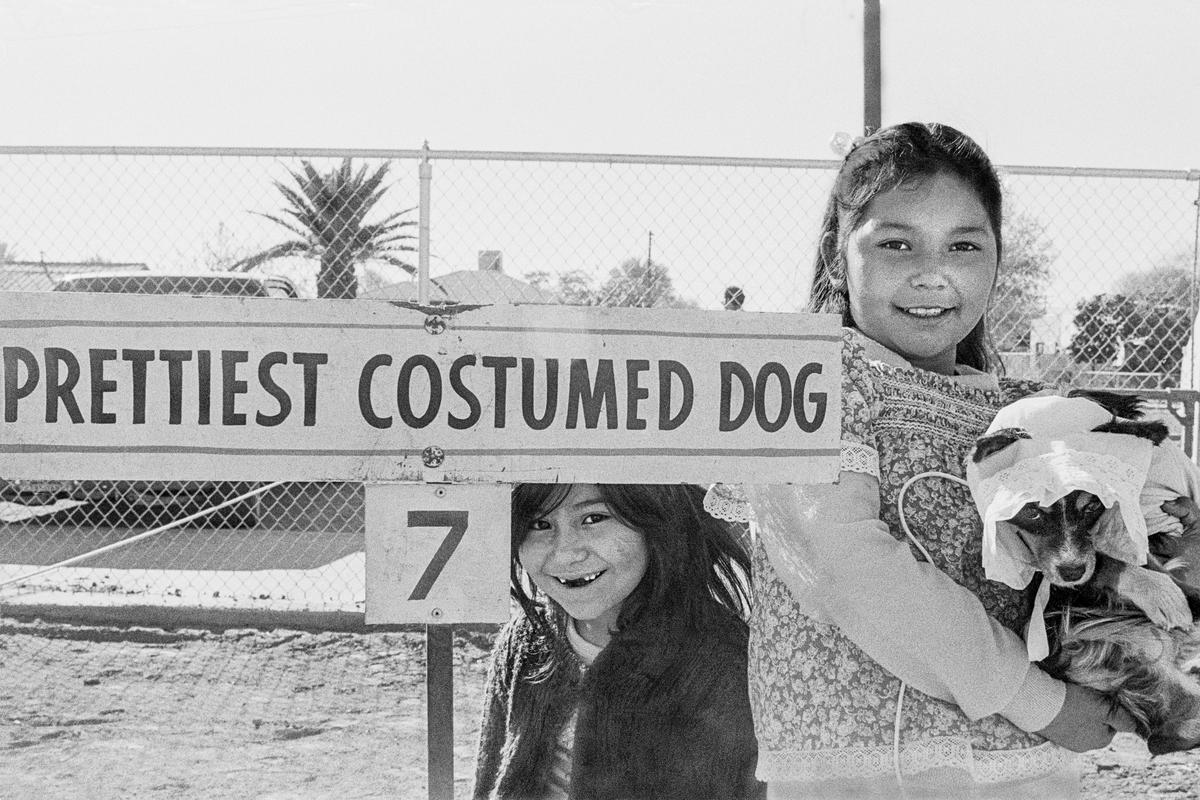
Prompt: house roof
<box><xmin>360</xmin><ymin>270</ymin><xmax>552</xmax><ymax>305</ymax></box>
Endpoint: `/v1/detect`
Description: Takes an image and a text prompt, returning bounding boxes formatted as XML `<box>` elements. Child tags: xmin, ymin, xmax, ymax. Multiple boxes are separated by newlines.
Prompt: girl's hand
<box><xmin>1161</xmin><ymin>496</ymin><xmax>1200</xmax><ymax>538</ymax></box>
<box><xmin>1158</xmin><ymin>496</ymin><xmax>1200</xmax><ymax>588</ymax></box>
<box><xmin>1035</xmin><ymin>683</ymin><xmax>1136</xmax><ymax>752</ymax></box>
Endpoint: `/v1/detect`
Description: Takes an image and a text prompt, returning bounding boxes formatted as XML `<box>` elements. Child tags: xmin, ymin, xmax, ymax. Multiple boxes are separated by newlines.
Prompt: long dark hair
<box><xmin>809</xmin><ymin>121</ymin><xmax>1004</xmax><ymax>374</ymax></box>
<box><xmin>510</xmin><ymin>483</ymin><xmax>751</xmax><ymax>638</ymax></box>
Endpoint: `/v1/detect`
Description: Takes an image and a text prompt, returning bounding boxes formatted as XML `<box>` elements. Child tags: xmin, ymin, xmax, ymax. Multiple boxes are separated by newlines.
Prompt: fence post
<box><xmin>418</xmin><ymin>142</ymin><xmax>433</xmax><ymax>305</ymax></box>
<box><xmin>862</xmin><ymin>0</ymin><xmax>881</xmax><ymax>134</ymax></box>
<box><xmin>427</xmin><ymin>624</ymin><xmax>455</xmax><ymax>800</ymax></box>
<box><xmin>1191</xmin><ymin>176</ymin><xmax>1200</xmax><ymax>356</ymax></box>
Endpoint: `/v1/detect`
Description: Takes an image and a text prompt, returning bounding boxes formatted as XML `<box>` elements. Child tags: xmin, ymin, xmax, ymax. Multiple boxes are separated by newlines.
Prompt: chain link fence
<box><xmin>1</xmin><ymin>147</ymin><xmax>1198</xmax><ymax>796</ymax></box>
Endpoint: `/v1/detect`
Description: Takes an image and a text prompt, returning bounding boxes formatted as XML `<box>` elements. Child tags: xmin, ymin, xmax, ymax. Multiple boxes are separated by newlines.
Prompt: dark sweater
<box><xmin>472</xmin><ymin>605</ymin><xmax>763</xmax><ymax>800</ymax></box>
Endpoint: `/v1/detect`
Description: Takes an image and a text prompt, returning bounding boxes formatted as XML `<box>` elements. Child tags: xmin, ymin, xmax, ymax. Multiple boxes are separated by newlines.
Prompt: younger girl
<box><xmin>713</xmin><ymin>122</ymin><xmax>1138</xmax><ymax>799</ymax></box>
<box><xmin>472</xmin><ymin>483</ymin><xmax>762</xmax><ymax>800</ymax></box>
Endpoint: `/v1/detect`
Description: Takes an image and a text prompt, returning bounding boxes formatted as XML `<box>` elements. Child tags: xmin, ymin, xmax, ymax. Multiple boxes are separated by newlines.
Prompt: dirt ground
<box><xmin>1</xmin><ymin>618</ymin><xmax>1197</xmax><ymax>800</ymax></box>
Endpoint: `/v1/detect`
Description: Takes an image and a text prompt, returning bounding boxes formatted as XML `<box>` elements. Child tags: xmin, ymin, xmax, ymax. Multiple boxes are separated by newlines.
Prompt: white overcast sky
<box><xmin>1</xmin><ymin>0</ymin><xmax>1197</xmax><ymax>169</ymax></box>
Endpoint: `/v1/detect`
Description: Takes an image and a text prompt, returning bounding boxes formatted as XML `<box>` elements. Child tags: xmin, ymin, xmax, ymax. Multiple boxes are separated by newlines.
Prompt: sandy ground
<box><xmin>0</xmin><ymin>619</ymin><xmax>493</xmax><ymax>799</ymax></box>
<box><xmin>0</xmin><ymin>618</ymin><xmax>1197</xmax><ymax>799</ymax></box>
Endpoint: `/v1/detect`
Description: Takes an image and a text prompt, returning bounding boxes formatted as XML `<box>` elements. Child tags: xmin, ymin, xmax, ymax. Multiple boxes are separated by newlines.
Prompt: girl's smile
<box><xmin>554</xmin><ymin>570</ymin><xmax>603</xmax><ymax>587</ymax></box>
<box><xmin>518</xmin><ymin>484</ymin><xmax>649</xmax><ymax>646</ymax></box>
<box><xmin>844</xmin><ymin>171</ymin><xmax>998</xmax><ymax>375</ymax></box>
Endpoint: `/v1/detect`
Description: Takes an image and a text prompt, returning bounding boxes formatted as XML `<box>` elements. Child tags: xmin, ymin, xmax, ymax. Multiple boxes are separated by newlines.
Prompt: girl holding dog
<box><xmin>707</xmin><ymin>122</ymin><xmax>1141</xmax><ymax>799</ymax></box>
<box><xmin>472</xmin><ymin>483</ymin><xmax>763</xmax><ymax>800</ymax></box>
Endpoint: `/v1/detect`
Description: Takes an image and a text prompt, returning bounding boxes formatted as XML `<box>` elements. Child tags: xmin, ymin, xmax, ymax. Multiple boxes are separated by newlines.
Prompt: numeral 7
<box><xmin>406</xmin><ymin>510</ymin><xmax>469</xmax><ymax>601</ymax></box>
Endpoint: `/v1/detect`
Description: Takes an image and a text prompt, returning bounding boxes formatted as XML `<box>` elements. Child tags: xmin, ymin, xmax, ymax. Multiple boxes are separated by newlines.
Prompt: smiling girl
<box><xmin>472</xmin><ymin>483</ymin><xmax>762</xmax><ymax>800</ymax></box>
<box><xmin>709</xmin><ymin>122</ymin><xmax>1139</xmax><ymax>799</ymax></box>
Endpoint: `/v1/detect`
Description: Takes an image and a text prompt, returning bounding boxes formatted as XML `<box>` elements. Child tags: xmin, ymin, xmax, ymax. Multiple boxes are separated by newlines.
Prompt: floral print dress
<box><xmin>740</xmin><ymin>329</ymin><xmax>1076</xmax><ymax>791</ymax></box>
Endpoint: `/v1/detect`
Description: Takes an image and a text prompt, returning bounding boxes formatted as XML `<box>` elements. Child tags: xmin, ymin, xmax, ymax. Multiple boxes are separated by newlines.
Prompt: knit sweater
<box><xmin>472</xmin><ymin>604</ymin><xmax>763</xmax><ymax>800</ymax></box>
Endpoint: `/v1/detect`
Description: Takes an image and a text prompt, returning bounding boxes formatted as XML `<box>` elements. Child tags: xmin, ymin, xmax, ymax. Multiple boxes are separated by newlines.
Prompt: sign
<box><xmin>0</xmin><ymin>292</ymin><xmax>841</xmax><ymax>484</ymax></box>
<box><xmin>364</xmin><ymin>482</ymin><xmax>510</xmax><ymax>624</ymax></box>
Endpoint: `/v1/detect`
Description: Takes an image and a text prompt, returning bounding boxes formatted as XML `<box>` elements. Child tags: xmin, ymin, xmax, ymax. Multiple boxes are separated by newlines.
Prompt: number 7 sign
<box><xmin>364</xmin><ymin>483</ymin><xmax>511</xmax><ymax>624</ymax></box>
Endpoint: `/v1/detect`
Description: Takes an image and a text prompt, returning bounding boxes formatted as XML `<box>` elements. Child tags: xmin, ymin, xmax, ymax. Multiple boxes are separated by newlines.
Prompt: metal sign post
<box><xmin>426</xmin><ymin>623</ymin><xmax>455</xmax><ymax>800</ymax></box>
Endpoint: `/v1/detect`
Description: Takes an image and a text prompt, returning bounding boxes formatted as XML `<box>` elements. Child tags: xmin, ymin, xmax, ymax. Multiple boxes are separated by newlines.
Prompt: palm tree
<box><xmin>234</xmin><ymin>158</ymin><xmax>416</xmax><ymax>298</ymax></box>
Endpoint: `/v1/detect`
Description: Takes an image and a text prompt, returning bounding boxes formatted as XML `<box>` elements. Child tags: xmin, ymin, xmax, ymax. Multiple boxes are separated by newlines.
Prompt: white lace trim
<box><xmin>703</xmin><ymin>441</ymin><xmax>880</xmax><ymax>524</ymax></box>
<box><xmin>703</xmin><ymin>482</ymin><xmax>753</xmax><ymax>523</ymax></box>
<box><xmin>758</xmin><ymin>738</ymin><xmax>1075</xmax><ymax>785</ymax></box>
<box><xmin>840</xmin><ymin>441</ymin><xmax>879</xmax><ymax>477</ymax></box>
<box><xmin>974</xmin><ymin>451</ymin><xmax>1145</xmax><ymax>516</ymax></box>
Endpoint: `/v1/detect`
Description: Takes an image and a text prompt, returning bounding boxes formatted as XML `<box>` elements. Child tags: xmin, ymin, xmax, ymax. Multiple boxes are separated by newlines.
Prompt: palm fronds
<box><xmin>233</xmin><ymin>158</ymin><xmax>417</xmax><ymax>298</ymax></box>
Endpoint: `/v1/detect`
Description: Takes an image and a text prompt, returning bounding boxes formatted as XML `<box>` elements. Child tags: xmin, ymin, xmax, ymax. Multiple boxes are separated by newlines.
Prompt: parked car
<box><xmin>0</xmin><ymin>479</ymin><xmax>260</xmax><ymax>528</ymax></box>
<box><xmin>0</xmin><ymin>270</ymin><xmax>299</xmax><ymax>527</ymax></box>
<box><xmin>52</xmin><ymin>270</ymin><xmax>299</xmax><ymax>298</ymax></box>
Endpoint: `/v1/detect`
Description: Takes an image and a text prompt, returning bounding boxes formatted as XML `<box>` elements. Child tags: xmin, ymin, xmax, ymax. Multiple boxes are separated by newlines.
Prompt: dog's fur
<box><xmin>971</xmin><ymin>389</ymin><xmax>1200</xmax><ymax>754</ymax></box>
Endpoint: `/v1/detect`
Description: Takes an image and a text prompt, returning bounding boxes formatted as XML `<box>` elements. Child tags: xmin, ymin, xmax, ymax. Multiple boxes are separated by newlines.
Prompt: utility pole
<box><xmin>863</xmin><ymin>0</ymin><xmax>882</xmax><ymax>134</ymax></box>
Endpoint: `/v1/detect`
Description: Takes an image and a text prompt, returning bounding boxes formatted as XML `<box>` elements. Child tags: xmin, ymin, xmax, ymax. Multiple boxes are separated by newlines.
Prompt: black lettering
<box><xmin>292</xmin><ymin>352</ymin><xmax>327</xmax><ymax>427</ymax></box>
<box><xmin>44</xmin><ymin>348</ymin><xmax>83</xmax><ymax>424</ymax></box>
<box><xmin>566</xmin><ymin>359</ymin><xmax>617</xmax><ymax>429</ymax></box>
<box><xmin>159</xmin><ymin>350</ymin><xmax>192</xmax><ymax>425</ymax></box>
<box><xmin>359</xmin><ymin>354</ymin><xmax>392</xmax><ymax>429</ymax></box>
<box><xmin>447</xmin><ymin>355</ymin><xmax>481</xmax><ymax>430</ymax></box>
<box><xmin>719</xmin><ymin>362</ymin><xmax>753</xmax><ymax>432</ymax></box>
<box><xmin>625</xmin><ymin>360</ymin><xmax>649</xmax><ymax>430</ymax></box>
<box><xmin>197</xmin><ymin>350</ymin><xmax>212</xmax><ymax>425</ymax></box>
<box><xmin>658</xmin><ymin>360</ymin><xmax>693</xmax><ymax>431</ymax></box>
<box><xmin>256</xmin><ymin>351</ymin><xmax>291</xmax><ymax>427</ymax></box>
<box><xmin>521</xmin><ymin>357</ymin><xmax>558</xmax><ymax>430</ymax></box>
<box><xmin>397</xmin><ymin>354</ymin><xmax>441</xmax><ymax>429</ymax></box>
<box><xmin>794</xmin><ymin>362</ymin><xmax>827</xmax><ymax>432</ymax></box>
<box><xmin>89</xmin><ymin>349</ymin><xmax>117</xmax><ymax>424</ymax></box>
<box><xmin>221</xmin><ymin>351</ymin><xmax>250</xmax><ymax>425</ymax></box>
<box><xmin>482</xmin><ymin>356</ymin><xmax>517</xmax><ymax>428</ymax></box>
<box><xmin>754</xmin><ymin>362</ymin><xmax>792</xmax><ymax>433</ymax></box>
<box><xmin>3</xmin><ymin>347</ymin><xmax>38</xmax><ymax>423</ymax></box>
<box><xmin>122</xmin><ymin>349</ymin><xmax>155</xmax><ymax>424</ymax></box>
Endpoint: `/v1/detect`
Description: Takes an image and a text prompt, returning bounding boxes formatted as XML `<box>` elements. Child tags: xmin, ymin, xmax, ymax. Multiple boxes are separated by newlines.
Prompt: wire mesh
<box><xmin>1</xmin><ymin>147</ymin><xmax>1198</xmax><ymax>796</ymax></box>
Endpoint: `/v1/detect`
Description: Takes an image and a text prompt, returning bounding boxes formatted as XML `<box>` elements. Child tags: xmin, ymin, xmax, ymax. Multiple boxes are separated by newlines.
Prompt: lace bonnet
<box><xmin>964</xmin><ymin>394</ymin><xmax>1158</xmax><ymax>658</ymax></box>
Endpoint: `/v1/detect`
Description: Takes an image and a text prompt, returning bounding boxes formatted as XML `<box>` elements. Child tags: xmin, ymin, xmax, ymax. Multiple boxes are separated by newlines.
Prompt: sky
<box><xmin>1</xmin><ymin>0</ymin><xmax>1197</xmax><ymax>169</ymax></box>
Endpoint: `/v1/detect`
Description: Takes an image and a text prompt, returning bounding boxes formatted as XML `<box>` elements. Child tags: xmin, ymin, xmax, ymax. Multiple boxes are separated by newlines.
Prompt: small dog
<box><xmin>969</xmin><ymin>389</ymin><xmax>1200</xmax><ymax>754</ymax></box>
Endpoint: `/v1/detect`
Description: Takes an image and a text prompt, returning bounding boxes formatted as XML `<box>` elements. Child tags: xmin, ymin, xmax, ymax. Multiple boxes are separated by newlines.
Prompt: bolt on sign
<box><xmin>1</xmin><ymin>292</ymin><xmax>842</xmax><ymax>622</ymax></box>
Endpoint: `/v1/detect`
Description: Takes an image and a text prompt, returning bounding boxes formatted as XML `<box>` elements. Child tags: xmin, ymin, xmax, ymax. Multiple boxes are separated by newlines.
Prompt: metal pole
<box><xmin>426</xmin><ymin>624</ymin><xmax>455</xmax><ymax>800</ymax></box>
<box><xmin>418</xmin><ymin>141</ymin><xmax>433</xmax><ymax>305</ymax></box>
<box><xmin>863</xmin><ymin>0</ymin><xmax>882</xmax><ymax>134</ymax></box>
<box><xmin>1190</xmin><ymin>177</ymin><xmax>1200</xmax><ymax>331</ymax></box>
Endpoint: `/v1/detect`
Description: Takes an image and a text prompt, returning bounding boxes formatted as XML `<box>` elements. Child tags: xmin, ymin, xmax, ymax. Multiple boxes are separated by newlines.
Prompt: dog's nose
<box><xmin>1058</xmin><ymin>562</ymin><xmax>1088</xmax><ymax>583</ymax></box>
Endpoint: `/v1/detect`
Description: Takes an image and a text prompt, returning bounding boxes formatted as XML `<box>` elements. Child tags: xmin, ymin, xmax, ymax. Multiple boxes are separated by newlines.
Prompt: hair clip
<box><xmin>828</xmin><ymin>131</ymin><xmax>866</xmax><ymax>158</ymax></box>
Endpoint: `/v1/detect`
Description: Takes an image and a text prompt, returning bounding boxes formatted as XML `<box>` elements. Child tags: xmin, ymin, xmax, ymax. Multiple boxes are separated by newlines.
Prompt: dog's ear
<box><xmin>1067</xmin><ymin>388</ymin><xmax>1146</xmax><ymax>420</ymax></box>
<box><xmin>1091</xmin><ymin>418</ymin><xmax>1170</xmax><ymax>445</ymax></box>
<box><xmin>972</xmin><ymin>427</ymin><xmax>1033</xmax><ymax>463</ymax></box>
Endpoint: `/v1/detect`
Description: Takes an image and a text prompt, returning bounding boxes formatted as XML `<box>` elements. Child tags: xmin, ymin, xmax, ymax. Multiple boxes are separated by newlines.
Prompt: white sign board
<box><xmin>365</xmin><ymin>482</ymin><xmax>510</xmax><ymax>624</ymax></box>
<box><xmin>0</xmin><ymin>292</ymin><xmax>841</xmax><ymax>484</ymax></box>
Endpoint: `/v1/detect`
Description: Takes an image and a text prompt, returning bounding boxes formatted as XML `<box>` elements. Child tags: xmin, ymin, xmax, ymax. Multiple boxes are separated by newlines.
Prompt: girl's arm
<box><xmin>750</xmin><ymin>477</ymin><xmax>1063</xmax><ymax>731</ymax></box>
